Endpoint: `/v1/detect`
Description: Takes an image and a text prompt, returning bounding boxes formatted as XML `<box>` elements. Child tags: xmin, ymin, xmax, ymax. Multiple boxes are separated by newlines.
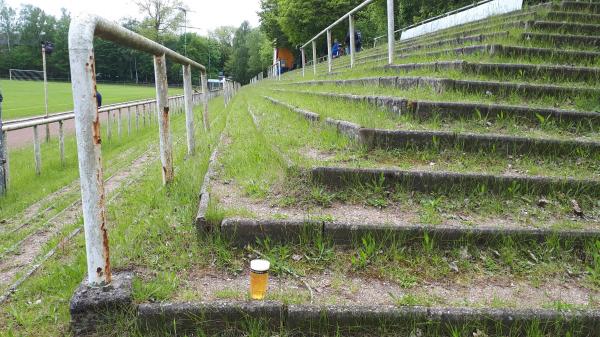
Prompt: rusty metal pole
<box><xmin>33</xmin><ymin>125</ymin><xmax>41</xmax><ymax>175</ymax></box>
<box><xmin>68</xmin><ymin>39</ymin><xmax>111</xmax><ymax>286</ymax></box>
<box><xmin>0</xmin><ymin>93</ymin><xmax>6</xmax><ymax>195</ymax></box>
<box><xmin>154</xmin><ymin>54</ymin><xmax>174</xmax><ymax>185</ymax></box>
<box><xmin>59</xmin><ymin>120</ymin><xmax>65</xmax><ymax>166</ymax></box>
<box><xmin>183</xmin><ymin>65</ymin><xmax>195</xmax><ymax>155</ymax></box>
<box><xmin>201</xmin><ymin>72</ymin><xmax>210</xmax><ymax>132</ymax></box>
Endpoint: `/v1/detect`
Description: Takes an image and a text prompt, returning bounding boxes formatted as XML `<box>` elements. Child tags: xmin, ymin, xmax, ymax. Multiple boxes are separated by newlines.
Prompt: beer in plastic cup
<box><xmin>250</xmin><ymin>259</ymin><xmax>270</xmax><ymax>300</ymax></box>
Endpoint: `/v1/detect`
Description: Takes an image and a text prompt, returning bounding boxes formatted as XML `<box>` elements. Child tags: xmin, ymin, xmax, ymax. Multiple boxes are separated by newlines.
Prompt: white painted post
<box><xmin>135</xmin><ymin>104</ymin><xmax>139</xmax><ymax>130</ymax></box>
<box><xmin>117</xmin><ymin>108</ymin><xmax>122</xmax><ymax>138</ymax></box>
<box><xmin>42</xmin><ymin>46</ymin><xmax>50</xmax><ymax>143</ymax></box>
<box><xmin>387</xmin><ymin>0</ymin><xmax>395</xmax><ymax>65</ymax></box>
<box><xmin>59</xmin><ymin>120</ymin><xmax>65</xmax><ymax>166</ymax></box>
<box><xmin>201</xmin><ymin>72</ymin><xmax>210</xmax><ymax>132</ymax></box>
<box><xmin>33</xmin><ymin>125</ymin><xmax>41</xmax><ymax>175</ymax></box>
<box><xmin>0</xmin><ymin>94</ymin><xmax>6</xmax><ymax>195</ymax></box>
<box><xmin>68</xmin><ymin>41</ymin><xmax>111</xmax><ymax>286</ymax></box>
<box><xmin>142</xmin><ymin>104</ymin><xmax>146</xmax><ymax>127</ymax></box>
<box><xmin>153</xmin><ymin>54</ymin><xmax>174</xmax><ymax>185</ymax></box>
<box><xmin>327</xmin><ymin>29</ymin><xmax>333</xmax><ymax>74</ymax></box>
<box><xmin>107</xmin><ymin>110</ymin><xmax>112</xmax><ymax>141</ymax></box>
<box><xmin>127</xmin><ymin>106</ymin><xmax>131</xmax><ymax>136</ymax></box>
<box><xmin>312</xmin><ymin>41</ymin><xmax>317</xmax><ymax>75</ymax></box>
<box><xmin>183</xmin><ymin>65</ymin><xmax>195</xmax><ymax>155</ymax></box>
<box><xmin>349</xmin><ymin>14</ymin><xmax>356</xmax><ymax>68</ymax></box>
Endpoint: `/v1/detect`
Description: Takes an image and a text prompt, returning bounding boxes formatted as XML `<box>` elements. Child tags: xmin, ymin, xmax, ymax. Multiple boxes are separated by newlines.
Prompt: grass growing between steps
<box><xmin>211</xmin><ymin>87</ymin><xmax>599</xmax><ymax>229</ymax></box>
<box><xmin>268</xmin><ymin>90</ymin><xmax>600</xmax><ymax>140</ymax></box>
<box><xmin>274</xmin><ymin>80</ymin><xmax>600</xmax><ymax>114</ymax></box>
<box><xmin>0</xmin><ymin>99</ymin><xmax>227</xmax><ymax>336</ymax></box>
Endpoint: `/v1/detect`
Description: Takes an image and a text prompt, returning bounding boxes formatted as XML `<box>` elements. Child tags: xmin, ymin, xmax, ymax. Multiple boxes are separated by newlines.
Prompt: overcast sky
<box><xmin>5</xmin><ymin>0</ymin><xmax>261</xmax><ymax>35</ymax></box>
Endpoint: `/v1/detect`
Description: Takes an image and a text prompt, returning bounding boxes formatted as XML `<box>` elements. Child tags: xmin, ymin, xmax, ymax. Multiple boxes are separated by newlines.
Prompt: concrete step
<box><xmin>345</xmin><ymin>32</ymin><xmax>510</xmax><ymax>69</ymax></box>
<box><xmin>531</xmin><ymin>20</ymin><xmax>600</xmax><ymax>36</ymax></box>
<box><xmin>137</xmin><ymin>281</ymin><xmax>600</xmax><ymax>336</ymax></box>
<box><xmin>330</xmin><ymin>44</ymin><xmax>600</xmax><ymax>73</ymax></box>
<box><xmin>560</xmin><ymin>1</ymin><xmax>600</xmax><ymax>14</ymax></box>
<box><xmin>546</xmin><ymin>10</ymin><xmax>600</xmax><ymax>23</ymax></box>
<box><xmin>384</xmin><ymin>60</ymin><xmax>600</xmax><ymax>84</ymax></box>
<box><xmin>265</xmin><ymin>95</ymin><xmax>600</xmax><ymax>157</ymax></box>
<box><xmin>312</xmin><ymin>166</ymin><xmax>600</xmax><ymax>198</ymax></box>
<box><xmin>274</xmin><ymin>89</ymin><xmax>600</xmax><ymax>126</ymax></box>
<box><xmin>290</xmin><ymin>75</ymin><xmax>600</xmax><ymax>100</ymax></box>
<box><xmin>523</xmin><ymin>32</ymin><xmax>600</xmax><ymax>47</ymax></box>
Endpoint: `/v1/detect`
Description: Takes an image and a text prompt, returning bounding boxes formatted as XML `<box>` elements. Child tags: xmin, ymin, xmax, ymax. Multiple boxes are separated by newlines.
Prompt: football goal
<box><xmin>9</xmin><ymin>69</ymin><xmax>44</xmax><ymax>81</ymax></box>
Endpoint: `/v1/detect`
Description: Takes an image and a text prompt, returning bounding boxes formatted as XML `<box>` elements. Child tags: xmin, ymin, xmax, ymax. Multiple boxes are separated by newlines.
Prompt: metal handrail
<box><xmin>300</xmin><ymin>0</ymin><xmax>375</xmax><ymax>49</ymax></box>
<box><xmin>68</xmin><ymin>13</ymin><xmax>217</xmax><ymax>287</ymax></box>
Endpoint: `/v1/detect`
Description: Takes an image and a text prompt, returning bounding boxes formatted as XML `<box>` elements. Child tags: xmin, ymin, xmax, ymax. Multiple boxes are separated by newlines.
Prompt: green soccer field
<box><xmin>0</xmin><ymin>79</ymin><xmax>184</xmax><ymax>120</ymax></box>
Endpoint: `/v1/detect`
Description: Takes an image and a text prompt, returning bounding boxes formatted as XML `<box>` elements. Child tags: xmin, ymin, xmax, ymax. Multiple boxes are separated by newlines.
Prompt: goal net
<box><xmin>9</xmin><ymin>69</ymin><xmax>44</xmax><ymax>81</ymax></box>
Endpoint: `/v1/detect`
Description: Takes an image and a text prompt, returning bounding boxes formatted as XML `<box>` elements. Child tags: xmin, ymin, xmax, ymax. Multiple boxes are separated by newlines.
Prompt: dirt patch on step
<box><xmin>178</xmin><ymin>267</ymin><xmax>599</xmax><ymax>309</ymax></box>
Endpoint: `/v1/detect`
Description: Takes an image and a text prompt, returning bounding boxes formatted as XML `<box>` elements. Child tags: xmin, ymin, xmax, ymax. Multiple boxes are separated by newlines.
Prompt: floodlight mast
<box><xmin>69</xmin><ymin>13</ymin><xmax>207</xmax><ymax>287</ymax></box>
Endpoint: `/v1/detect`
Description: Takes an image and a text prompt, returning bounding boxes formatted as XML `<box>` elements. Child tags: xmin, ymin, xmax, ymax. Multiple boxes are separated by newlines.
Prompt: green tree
<box><xmin>226</xmin><ymin>21</ymin><xmax>251</xmax><ymax>83</ymax></box>
<box><xmin>135</xmin><ymin>0</ymin><xmax>185</xmax><ymax>42</ymax></box>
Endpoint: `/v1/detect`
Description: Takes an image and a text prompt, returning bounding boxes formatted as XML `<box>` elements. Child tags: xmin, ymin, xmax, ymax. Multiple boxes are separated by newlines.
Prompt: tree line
<box><xmin>0</xmin><ymin>0</ymin><xmax>272</xmax><ymax>85</ymax></box>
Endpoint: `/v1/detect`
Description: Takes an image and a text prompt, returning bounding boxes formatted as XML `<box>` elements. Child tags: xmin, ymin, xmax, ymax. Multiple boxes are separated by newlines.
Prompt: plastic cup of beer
<box><xmin>250</xmin><ymin>259</ymin><xmax>270</xmax><ymax>300</ymax></box>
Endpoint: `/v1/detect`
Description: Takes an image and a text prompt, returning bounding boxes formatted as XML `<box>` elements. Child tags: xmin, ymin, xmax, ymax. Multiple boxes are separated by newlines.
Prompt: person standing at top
<box><xmin>332</xmin><ymin>39</ymin><xmax>341</xmax><ymax>58</ymax></box>
<box><xmin>96</xmin><ymin>90</ymin><xmax>102</xmax><ymax>108</ymax></box>
<box><xmin>345</xmin><ymin>31</ymin><xmax>363</xmax><ymax>54</ymax></box>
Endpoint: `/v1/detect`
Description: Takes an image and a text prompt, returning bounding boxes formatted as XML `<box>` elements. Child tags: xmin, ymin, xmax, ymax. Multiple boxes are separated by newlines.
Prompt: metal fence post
<box><xmin>349</xmin><ymin>14</ymin><xmax>356</xmax><ymax>68</ymax></box>
<box><xmin>68</xmin><ymin>42</ymin><xmax>111</xmax><ymax>287</ymax></box>
<box><xmin>312</xmin><ymin>41</ymin><xmax>317</xmax><ymax>75</ymax></box>
<box><xmin>127</xmin><ymin>106</ymin><xmax>131</xmax><ymax>136</ymax></box>
<box><xmin>107</xmin><ymin>110</ymin><xmax>112</xmax><ymax>141</ymax></box>
<box><xmin>135</xmin><ymin>104</ymin><xmax>139</xmax><ymax>130</ymax></box>
<box><xmin>33</xmin><ymin>125</ymin><xmax>41</xmax><ymax>175</ymax></box>
<box><xmin>201</xmin><ymin>72</ymin><xmax>210</xmax><ymax>132</ymax></box>
<box><xmin>142</xmin><ymin>104</ymin><xmax>147</xmax><ymax>127</ymax></box>
<box><xmin>183</xmin><ymin>65</ymin><xmax>195</xmax><ymax>155</ymax></box>
<box><xmin>153</xmin><ymin>54</ymin><xmax>174</xmax><ymax>185</ymax></box>
<box><xmin>0</xmin><ymin>94</ymin><xmax>6</xmax><ymax>195</ymax></box>
<box><xmin>327</xmin><ymin>29</ymin><xmax>333</xmax><ymax>73</ymax></box>
<box><xmin>59</xmin><ymin>120</ymin><xmax>65</xmax><ymax>166</ymax></box>
<box><xmin>387</xmin><ymin>0</ymin><xmax>395</xmax><ymax>64</ymax></box>
<box><xmin>117</xmin><ymin>108</ymin><xmax>122</xmax><ymax>138</ymax></box>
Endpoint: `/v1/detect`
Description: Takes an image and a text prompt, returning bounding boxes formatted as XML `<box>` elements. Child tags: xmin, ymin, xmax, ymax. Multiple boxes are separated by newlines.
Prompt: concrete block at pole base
<box><xmin>70</xmin><ymin>272</ymin><xmax>134</xmax><ymax>336</ymax></box>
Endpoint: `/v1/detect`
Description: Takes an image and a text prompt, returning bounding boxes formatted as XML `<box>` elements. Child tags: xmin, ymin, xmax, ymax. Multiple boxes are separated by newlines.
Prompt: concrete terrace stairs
<box><xmin>139</xmin><ymin>2</ymin><xmax>600</xmax><ymax>335</ymax></box>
